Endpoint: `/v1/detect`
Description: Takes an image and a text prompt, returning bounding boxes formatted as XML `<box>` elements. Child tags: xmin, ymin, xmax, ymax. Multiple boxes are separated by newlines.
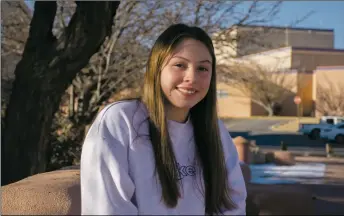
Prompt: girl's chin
<box><xmin>168</xmin><ymin>100</ymin><xmax>198</xmax><ymax>110</ymax></box>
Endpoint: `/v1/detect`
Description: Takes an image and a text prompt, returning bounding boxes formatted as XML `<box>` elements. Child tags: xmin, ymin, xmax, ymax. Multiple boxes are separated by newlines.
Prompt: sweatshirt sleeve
<box><xmin>218</xmin><ymin>120</ymin><xmax>247</xmax><ymax>215</ymax></box>
<box><xmin>80</xmin><ymin>105</ymin><xmax>138</xmax><ymax>215</ymax></box>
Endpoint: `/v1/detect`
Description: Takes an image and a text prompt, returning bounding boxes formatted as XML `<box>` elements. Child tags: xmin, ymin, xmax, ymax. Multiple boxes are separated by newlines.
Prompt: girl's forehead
<box><xmin>170</xmin><ymin>38</ymin><xmax>212</xmax><ymax>61</ymax></box>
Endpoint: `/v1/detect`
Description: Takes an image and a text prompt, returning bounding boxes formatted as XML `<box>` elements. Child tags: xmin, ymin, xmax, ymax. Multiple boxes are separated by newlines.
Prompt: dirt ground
<box><xmin>271</xmin><ymin>118</ymin><xmax>319</xmax><ymax>132</ymax></box>
<box><xmin>295</xmin><ymin>156</ymin><xmax>344</xmax><ymax>214</ymax></box>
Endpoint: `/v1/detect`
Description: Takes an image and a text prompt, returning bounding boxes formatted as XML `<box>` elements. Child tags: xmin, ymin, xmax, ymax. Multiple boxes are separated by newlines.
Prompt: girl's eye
<box><xmin>198</xmin><ymin>67</ymin><xmax>209</xmax><ymax>72</ymax></box>
<box><xmin>174</xmin><ymin>63</ymin><xmax>185</xmax><ymax>68</ymax></box>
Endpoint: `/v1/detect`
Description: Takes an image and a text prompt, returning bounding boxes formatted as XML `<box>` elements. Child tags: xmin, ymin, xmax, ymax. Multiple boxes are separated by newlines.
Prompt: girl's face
<box><xmin>160</xmin><ymin>38</ymin><xmax>213</xmax><ymax>119</ymax></box>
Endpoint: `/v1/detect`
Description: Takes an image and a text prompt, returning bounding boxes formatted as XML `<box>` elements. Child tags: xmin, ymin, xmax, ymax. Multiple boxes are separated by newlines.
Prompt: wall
<box><xmin>240</xmin><ymin>47</ymin><xmax>292</xmax><ymax>71</ymax></box>
<box><xmin>314</xmin><ymin>66</ymin><xmax>344</xmax><ymax>117</ymax></box>
<box><xmin>216</xmin><ymin>82</ymin><xmax>252</xmax><ymax>117</ymax></box>
<box><xmin>291</xmin><ymin>48</ymin><xmax>344</xmax><ymax>71</ymax></box>
<box><xmin>287</xmin><ymin>29</ymin><xmax>333</xmax><ymax>49</ymax></box>
<box><xmin>235</xmin><ymin>25</ymin><xmax>334</xmax><ymax>56</ymax></box>
<box><xmin>291</xmin><ymin>49</ymin><xmax>344</xmax><ymax>116</ymax></box>
<box><xmin>275</xmin><ymin>71</ymin><xmax>298</xmax><ymax>116</ymax></box>
<box><xmin>297</xmin><ymin>72</ymin><xmax>314</xmax><ymax>116</ymax></box>
<box><xmin>250</xmin><ymin>71</ymin><xmax>298</xmax><ymax>116</ymax></box>
<box><xmin>244</xmin><ymin>48</ymin><xmax>344</xmax><ymax>116</ymax></box>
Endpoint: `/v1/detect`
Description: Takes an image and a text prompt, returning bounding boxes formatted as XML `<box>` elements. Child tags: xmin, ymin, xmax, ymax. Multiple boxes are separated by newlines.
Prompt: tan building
<box><xmin>313</xmin><ymin>66</ymin><xmax>344</xmax><ymax>117</ymax></box>
<box><xmin>217</xmin><ymin>47</ymin><xmax>344</xmax><ymax>117</ymax></box>
<box><xmin>214</xmin><ymin>24</ymin><xmax>335</xmax><ymax>61</ymax></box>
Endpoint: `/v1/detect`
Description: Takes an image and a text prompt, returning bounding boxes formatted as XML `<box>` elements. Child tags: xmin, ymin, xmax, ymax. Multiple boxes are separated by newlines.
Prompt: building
<box><xmin>216</xmin><ymin>46</ymin><xmax>344</xmax><ymax>117</ymax></box>
<box><xmin>313</xmin><ymin>66</ymin><xmax>344</xmax><ymax>117</ymax></box>
<box><xmin>214</xmin><ymin>24</ymin><xmax>335</xmax><ymax>62</ymax></box>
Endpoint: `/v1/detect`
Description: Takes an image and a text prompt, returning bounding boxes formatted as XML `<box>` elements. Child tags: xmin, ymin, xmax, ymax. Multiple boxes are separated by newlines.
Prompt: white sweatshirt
<box><xmin>80</xmin><ymin>100</ymin><xmax>247</xmax><ymax>215</ymax></box>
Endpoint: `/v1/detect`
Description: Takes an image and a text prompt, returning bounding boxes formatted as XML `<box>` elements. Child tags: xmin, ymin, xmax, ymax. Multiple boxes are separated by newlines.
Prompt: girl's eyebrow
<box><xmin>172</xmin><ymin>56</ymin><xmax>212</xmax><ymax>64</ymax></box>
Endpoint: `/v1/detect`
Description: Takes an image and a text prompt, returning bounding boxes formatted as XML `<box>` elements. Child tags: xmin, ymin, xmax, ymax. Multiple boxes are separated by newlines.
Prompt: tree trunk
<box><xmin>1</xmin><ymin>1</ymin><xmax>120</xmax><ymax>186</ymax></box>
<box><xmin>267</xmin><ymin>108</ymin><xmax>274</xmax><ymax>116</ymax></box>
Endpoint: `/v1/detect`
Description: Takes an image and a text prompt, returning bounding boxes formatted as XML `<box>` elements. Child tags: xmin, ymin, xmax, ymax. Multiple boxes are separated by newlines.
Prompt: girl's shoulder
<box><xmin>99</xmin><ymin>99</ymin><xmax>141</xmax><ymax>114</ymax></box>
<box><xmin>95</xmin><ymin>99</ymin><xmax>148</xmax><ymax>129</ymax></box>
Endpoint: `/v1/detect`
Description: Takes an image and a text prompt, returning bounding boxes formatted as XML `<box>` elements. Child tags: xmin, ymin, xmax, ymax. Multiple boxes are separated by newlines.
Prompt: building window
<box><xmin>217</xmin><ymin>89</ymin><xmax>229</xmax><ymax>98</ymax></box>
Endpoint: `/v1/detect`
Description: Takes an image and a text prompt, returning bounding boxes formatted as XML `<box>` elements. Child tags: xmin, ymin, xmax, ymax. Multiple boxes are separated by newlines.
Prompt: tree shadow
<box><xmin>305</xmin><ymin>183</ymin><xmax>344</xmax><ymax>214</ymax></box>
<box><xmin>66</xmin><ymin>176</ymin><xmax>81</xmax><ymax>215</ymax></box>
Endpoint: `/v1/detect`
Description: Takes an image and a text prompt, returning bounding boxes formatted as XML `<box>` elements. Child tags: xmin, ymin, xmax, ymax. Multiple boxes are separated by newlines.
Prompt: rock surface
<box><xmin>2</xmin><ymin>163</ymin><xmax>316</xmax><ymax>215</ymax></box>
<box><xmin>266</xmin><ymin>151</ymin><xmax>296</xmax><ymax>166</ymax></box>
<box><xmin>233</xmin><ymin>136</ymin><xmax>251</xmax><ymax>163</ymax></box>
<box><xmin>1</xmin><ymin>170</ymin><xmax>80</xmax><ymax>215</ymax></box>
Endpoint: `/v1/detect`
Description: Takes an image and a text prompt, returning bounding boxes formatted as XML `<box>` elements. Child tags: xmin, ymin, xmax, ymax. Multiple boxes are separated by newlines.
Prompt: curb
<box><xmin>269</xmin><ymin>120</ymin><xmax>296</xmax><ymax>131</ymax></box>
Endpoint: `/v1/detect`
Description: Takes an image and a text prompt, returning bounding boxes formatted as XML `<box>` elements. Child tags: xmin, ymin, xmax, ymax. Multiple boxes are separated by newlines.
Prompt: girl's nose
<box><xmin>183</xmin><ymin>67</ymin><xmax>197</xmax><ymax>83</ymax></box>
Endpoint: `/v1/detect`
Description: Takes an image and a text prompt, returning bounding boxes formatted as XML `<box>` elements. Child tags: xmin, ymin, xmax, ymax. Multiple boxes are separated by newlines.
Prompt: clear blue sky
<box><xmin>268</xmin><ymin>1</ymin><xmax>344</xmax><ymax>49</ymax></box>
<box><xmin>24</xmin><ymin>1</ymin><xmax>343</xmax><ymax>49</ymax></box>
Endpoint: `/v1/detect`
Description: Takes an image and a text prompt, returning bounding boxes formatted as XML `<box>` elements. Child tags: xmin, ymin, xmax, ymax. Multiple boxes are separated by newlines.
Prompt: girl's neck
<box><xmin>165</xmin><ymin>106</ymin><xmax>190</xmax><ymax>123</ymax></box>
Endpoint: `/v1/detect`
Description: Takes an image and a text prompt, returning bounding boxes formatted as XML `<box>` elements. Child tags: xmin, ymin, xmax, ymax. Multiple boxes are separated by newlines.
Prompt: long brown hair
<box><xmin>141</xmin><ymin>23</ymin><xmax>236</xmax><ymax>214</ymax></box>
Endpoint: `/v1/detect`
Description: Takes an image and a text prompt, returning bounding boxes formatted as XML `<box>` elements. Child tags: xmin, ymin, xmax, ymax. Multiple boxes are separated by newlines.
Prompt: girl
<box><xmin>80</xmin><ymin>23</ymin><xmax>247</xmax><ymax>215</ymax></box>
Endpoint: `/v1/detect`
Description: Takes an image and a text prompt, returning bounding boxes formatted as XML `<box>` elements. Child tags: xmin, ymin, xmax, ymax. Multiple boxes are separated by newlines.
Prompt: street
<box><xmin>222</xmin><ymin>118</ymin><xmax>344</xmax><ymax>157</ymax></box>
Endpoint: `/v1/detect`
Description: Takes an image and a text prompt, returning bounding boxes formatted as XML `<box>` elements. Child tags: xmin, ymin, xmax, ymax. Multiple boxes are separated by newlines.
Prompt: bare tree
<box><xmin>43</xmin><ymin>0</ymin><xmax>289</xmax><ymax>170</ymax></box>
<box><xmin>1</xmin><ymin>0</ymin><xmax>301</xmax><ymax>178</ymax></box>
<box><xmin>218</xmin><ymin>60</ymin><xmax>296</xmax><ymax>116</ymax></box>
<box><xmin>69</xmin><ymin>1</ymin><xmax>152</xmax><ymax>124</ymax></box>
<box><xmin>2</xmin><ymin>1</ymin><xmax>120</xmax><ymax>186</ymax></box>
<box><xmin>75</xmin><ymin>0</ymin><xmax>285</xmax><ymax>117</ymax></box>
<box><xmin>43</xmin><ymin>1</ymin><xmax>173</xmax><ymax>170</ymax></box>
<box><xmin>316</xmin><ymin>77</ymin><xmax>344</xmax><ymax>116</ymax></box>
<box><xmin>61</xmin><ymin>1</ymin><xmax>285</xmax><ymax>123</ymax></box>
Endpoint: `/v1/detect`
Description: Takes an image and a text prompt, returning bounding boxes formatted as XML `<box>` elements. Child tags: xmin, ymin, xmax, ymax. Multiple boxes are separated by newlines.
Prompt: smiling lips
<box><xmin>176</xmin><ymin>87</ymin><xmax>197</xmax><ymax>95</ymax></box>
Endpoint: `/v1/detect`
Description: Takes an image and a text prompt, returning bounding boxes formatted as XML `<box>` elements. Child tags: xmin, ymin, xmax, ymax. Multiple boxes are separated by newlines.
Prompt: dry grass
<box><xmin>221</xmin><ymin>116</ymin><xmax>300</xmax><ymax>120</ymax></box>
<box><xmin>220</xmin><ymin>116</ymin><xmax>320</xmax><ymax>132</ymax></box>
<box><xmin>271</xmin><ymin>117</ymin><xmax>319</xmax><ymax>132</ymax></box>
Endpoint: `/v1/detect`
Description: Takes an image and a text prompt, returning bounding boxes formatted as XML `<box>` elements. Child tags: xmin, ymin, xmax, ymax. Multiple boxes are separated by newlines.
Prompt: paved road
<box><xmin>222</xmin><ymin>118</ymin><xmax>344</xmax><ymax>156</ymax></box>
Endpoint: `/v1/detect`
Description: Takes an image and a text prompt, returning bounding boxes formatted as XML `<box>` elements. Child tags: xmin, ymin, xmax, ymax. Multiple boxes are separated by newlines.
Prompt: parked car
<box><xmin>320</xmin><ymin>122</ymin><xmax>344</xmax><ymax>144</ymax></box>
<box><xmin>298</xmin><ymin>116</ymin><xmax>344</xmax><ymax>140</ymax></box>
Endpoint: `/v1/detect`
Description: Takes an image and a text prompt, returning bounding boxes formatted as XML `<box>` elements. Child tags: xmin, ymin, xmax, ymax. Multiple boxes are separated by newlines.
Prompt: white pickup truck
<box><xmin>320</xmin><ymin>122</ymin><xmax>344</xmax><ymax>144</ymax></box>
<box><xmin>298</xmin><ymin>116</ymin><xmax>344</xmax><ymax>140</ymax></box>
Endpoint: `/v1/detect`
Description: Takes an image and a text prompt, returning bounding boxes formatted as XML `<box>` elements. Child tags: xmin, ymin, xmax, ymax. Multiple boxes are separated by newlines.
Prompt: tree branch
<box><xmin>53</xmin><ymin>1</ymin><xmax>120</xmax><ymax>75</ymax></box>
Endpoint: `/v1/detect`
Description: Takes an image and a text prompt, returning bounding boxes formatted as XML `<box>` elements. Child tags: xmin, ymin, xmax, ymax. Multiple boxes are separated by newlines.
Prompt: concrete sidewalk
<box><xmin>295</xmin><ymin>156</ymin><xmax>344</xmax><ymax>214</ymax></box>
<box><xmin>260</xmin><ymin>146</ymin><xmax>344</xmax><ymax>157</ymax></box>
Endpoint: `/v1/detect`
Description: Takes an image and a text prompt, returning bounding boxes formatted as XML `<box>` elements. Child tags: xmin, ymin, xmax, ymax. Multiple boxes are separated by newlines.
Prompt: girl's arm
<box><xmin>80</xmin><ymin>106</ymin><xmax>138</xmax><ymax>215</ymax></box>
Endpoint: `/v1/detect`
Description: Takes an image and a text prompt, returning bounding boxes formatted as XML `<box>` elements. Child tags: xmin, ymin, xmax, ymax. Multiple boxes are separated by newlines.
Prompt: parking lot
<box><xmin>222</xmin><ymin>118</ymin><xmax>344</xmax><ymax>157</ymax></box>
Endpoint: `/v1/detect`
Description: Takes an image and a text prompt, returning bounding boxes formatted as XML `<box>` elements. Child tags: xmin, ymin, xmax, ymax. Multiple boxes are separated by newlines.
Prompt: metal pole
<box><xmin>297</xmin><ymin>103</ymin><xmax>300</xmax><ymax>126</ymax></box>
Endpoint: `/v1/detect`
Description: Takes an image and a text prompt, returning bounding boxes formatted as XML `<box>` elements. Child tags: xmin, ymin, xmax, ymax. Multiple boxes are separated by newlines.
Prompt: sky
<box><xmin>24</xmin><ymin>1</ymin><xmax>344</xmax><ymax>49</ymax></box>
<box><xmin>266</xmin><ymin>1</ymin><xmax>344</xmax><ymax>49</ymax></box>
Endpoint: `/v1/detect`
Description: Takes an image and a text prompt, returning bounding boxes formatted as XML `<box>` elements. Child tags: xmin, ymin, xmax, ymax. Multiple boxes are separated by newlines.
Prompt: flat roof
<box><xmin>292</xmin><ymin>47</ymin><xmax>344</xmax><ymax>53</ymax></box>
<box><xmin>234</xmin><ymin>24</ymin><xmax>334</xmax><ymax>33</ymax></box>
<box><xmin>315</xmin><ymin>65</ymin><xmax>344</xmax><ymax>70</ymax></box>
<box><xmin>239</xmin><ymin>46</ymin><xmax>344</xmax><ymax>58</ymax></box>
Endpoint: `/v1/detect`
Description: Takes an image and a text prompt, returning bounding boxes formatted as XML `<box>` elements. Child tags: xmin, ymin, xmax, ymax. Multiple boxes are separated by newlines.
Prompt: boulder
<box><xmin>266</xmin><ymin>151</ymin><xmax>296</xmax><ymax>166</ymax></box>
<box><xmin>233</xmin><ymin>136</ymin><xmax>251</xmax><ymax>164</ymax></box>
<box><xmin>1</xmin><ymin>170</ymin><xmax>80</xmax><ymax>215</ymax></box>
